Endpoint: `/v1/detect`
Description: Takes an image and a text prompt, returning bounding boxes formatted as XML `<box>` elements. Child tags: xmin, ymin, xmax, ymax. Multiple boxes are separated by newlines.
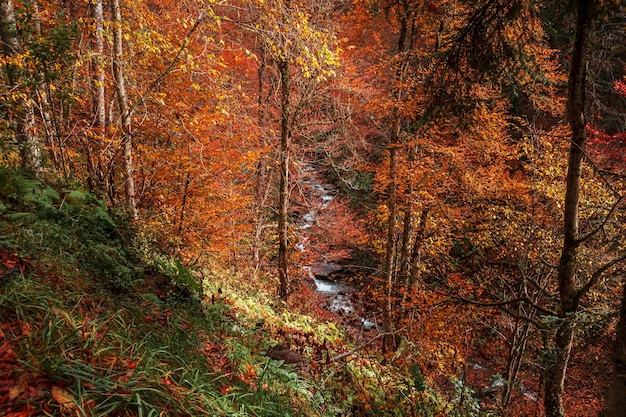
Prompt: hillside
<box><xmin>0</xmin><ymin>168</ymin><xmax>458</xmax><ymax>416</ymax></box>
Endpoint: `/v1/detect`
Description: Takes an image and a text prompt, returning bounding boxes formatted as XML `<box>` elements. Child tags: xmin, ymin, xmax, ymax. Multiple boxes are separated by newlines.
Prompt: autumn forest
<box><xmin>0</xmin><ymin>0</ymin><xmax>625</xmax><ymax>416</ymax></box>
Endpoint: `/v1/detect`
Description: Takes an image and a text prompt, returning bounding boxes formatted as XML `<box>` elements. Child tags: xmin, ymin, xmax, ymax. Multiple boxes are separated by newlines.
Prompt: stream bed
<box><xmin>296</xmin><ymin>162</ymin><xmax>375</xmax><ymax>329</ymax></box>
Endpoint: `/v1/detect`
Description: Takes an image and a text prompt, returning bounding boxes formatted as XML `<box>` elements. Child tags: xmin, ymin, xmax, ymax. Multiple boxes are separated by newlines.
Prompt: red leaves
<box><xmin>50</xmin><ymin>386</ymin><xmax>76</xmax><ymax>412</ymax></box>
<box><xmin>4</xmin><ymin>405</ymin><xmax>35</xmax><ymax>417</ymax></box>
<box><xmin>587</xmin><ymin>124</ymin><xmax>626</xmax><ymax>173</ymax></box>
<box><xmin>0</xmin><ymin>342</ymin><xmax>17</xmax><ymax>364</ymax></box>
<box><xmin>586</xmin><ymin>77</ymin><xmax>626</xmax><ymax>172</ymax></box>
<box><xmin>0</xmin><ymin>343</ymin><xmax>20</xmax><ymax>400</ymax></box>
<box><xmin>0</xmin><ymin>250</ymin><xmax>27</xmax><ymax>278</ymax></box>
<box><xmin>0</xmin><ymin>342</ymin><xmax>39</xmax><ymax>416</ymax></box>
<box><xmin>426</xmin><ymin>2</ymin><xmax>439</xmax><ymax>13</ymax></box>
<box><xmin>8</xmin><ymin>374</ymin><xmax>28</xmax><ymax>401</ymax></box>
<box><xmin>614</xmin><ymin>79</ymin><xmax>626</xmax><ymax>97</ymax></box>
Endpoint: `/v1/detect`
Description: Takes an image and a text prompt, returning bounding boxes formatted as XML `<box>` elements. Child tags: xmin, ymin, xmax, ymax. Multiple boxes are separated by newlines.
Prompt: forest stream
<box><xmin>296</xmin><ymin>162</ymin><xmax>375</xmax><ymax>329</ymax></box>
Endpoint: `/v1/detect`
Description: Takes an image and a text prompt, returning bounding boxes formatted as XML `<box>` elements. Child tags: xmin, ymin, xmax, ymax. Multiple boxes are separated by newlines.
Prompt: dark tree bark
<box><xmin>398</xmin><ymin>145</ymin><xmax>418</xmax><ymax>283</ymax></box>
<box><xmin>604</xmin><ymin>276</ymin><xmax>626</xmax><ymax>416</ymax></box>
<box><xmin>543</xmin><ymin>1</ymin><xmax>592</xmax><ymax>416</ymax></box>
<box><xmin>277</xmin><ymin>57</ymin><xmax>290</xmax><ymax>299</ymax></box>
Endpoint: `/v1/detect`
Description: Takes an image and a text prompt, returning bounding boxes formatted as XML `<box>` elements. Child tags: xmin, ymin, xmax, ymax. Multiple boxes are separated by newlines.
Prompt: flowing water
<box><xmin>297</xmin><ymin>163</ymin><xmax>375</xmax><ymax>328</ymax></box>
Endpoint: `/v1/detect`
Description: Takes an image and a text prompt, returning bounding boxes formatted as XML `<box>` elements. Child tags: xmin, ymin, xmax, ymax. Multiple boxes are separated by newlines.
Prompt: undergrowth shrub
<box><xmin>0</xmin><ymin>167</ymin><xmax>140</xmax><ymax>290</ymax></box>
<box><xmin>153</xmin><ymin>255</ymin><xmax>203</xmax><ymax>297</ymax></box>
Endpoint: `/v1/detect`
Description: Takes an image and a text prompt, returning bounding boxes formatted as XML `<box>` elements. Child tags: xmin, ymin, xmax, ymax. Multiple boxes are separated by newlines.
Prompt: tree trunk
<box><xmin>25</xmin><ymin>0</ymin><xmax>58</xmax><ymax>175</ymax></box>
<box><xmin>382</xmin><ymin>0</ymin><xmax>409</xmax><ymax>350</ymax></box>
<box><xmin>397</xmin><ymin>200</ymin><xmax>412</xmax><ymax>305</ymax></box>
<box><xmin>407</xmin><ymin>207</ymin><xmax>428</xmax><ymax>290</ymax></box>
<box><xmin>111</xmin><ymin>0</ymin><xmax>138</xmax><ymax>219</ymax></box>
<box><xmin>254</xmin><ymin>43</ymin><xmax>270</xmax><ymax>276</ymax></box>
<box><xmin>92</xmin><ymin>0</ymin><xmax>107</xmax><ymax>131</ymax></box>
<box><xmin>398</xmin><ymin>145</ymin><xmax>417</xmax><ymax>283</ymax></box>
<box><xmin>604</xmin><ymin>277</ymin><xmax>626</xmax><ymax>417</ymax></box>
<box><xmin>503</xmin><ymin>316</ymin><xmax>531</xmax><ymax>408</ymax></box>
<box><xmin>543</xmin><ymin>1</ymin><xmax>592</xmax><ymax>416</ymax></box>
<box><xmin>0</xmin><ymin>0</ymin><xmax>41</xmax><ymax>172</ymax></box>
<box><xmin>277</xmin><ymin>58</ymin><xmax>290</xmax><ymax>299</ymax></box>
<box><xmin>177</xmin><ymin>171</ymin><xmax>191</xmax><ymax>236</ymax></box>
<box><xmin>88</xmin><ymin>0</ymin><xmax>109</xmax><ymax>195</ymax></box>
<box><xmin>384</xmin><ymin>122</ymin><xmax>399</xmax><ymax>320</ymax></box>
<box><xmin>603</xmin><ymin>278</ymin><xmax>626</xmax><ymax>417</ymax></box>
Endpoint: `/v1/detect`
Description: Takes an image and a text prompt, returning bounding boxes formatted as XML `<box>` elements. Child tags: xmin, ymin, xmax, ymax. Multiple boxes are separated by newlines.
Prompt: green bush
<box><xmin>0</xmin><ymin>167</ymin><xmax>140</xmax><ymax>290</ymax></box>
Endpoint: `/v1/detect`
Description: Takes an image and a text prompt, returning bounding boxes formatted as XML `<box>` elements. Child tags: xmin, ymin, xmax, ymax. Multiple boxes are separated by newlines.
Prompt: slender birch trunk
<box><xmin>93</xmin><ymin>0</ymin><xmax>106</xmax><ymax>131</ymax></box>
<box><xmin>111</xmin><ymin>0</ymin><xmax>138</xmax><ymax>219</ymax></box>
<box><xmin>86</xmin><ymin>0</ymin><xmax>109</xmax><ymax>195</ymax></box>
<box><xmin>384</xmin><ymin>120</ymin><xmax>399</xmax><ymax>320</ymax></box>
<box><xmin>25</xmin><ymin>0</ymin><xmax>58</xmax><ymax>173</ymax></box>
<box><xmin>254</xmin><ymin>43</ymin><xmax>270</xmax><ymax>276</ymax></box>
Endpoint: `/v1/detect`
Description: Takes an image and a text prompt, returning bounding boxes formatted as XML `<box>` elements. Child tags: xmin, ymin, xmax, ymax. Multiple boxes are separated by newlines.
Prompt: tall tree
<box><xmin>238</xmin><ymin>0</ymin><xmax>339</xmax><ymax>298</ymax></box>
<box><xmin>277</xmin><ymin>55</ymin><xmax>290</xmax><ymax>299</ymax></box>
<box><xmin>90</xmin><ymin>0</ymin><xmax>108</xmax><ymax>194</ymax></box>
<box><xmin>590</xmin><ymin>76</ymin><xmax>626</xmax><ymax>417</ymax></box>
<box><xmin>531</xmin><ymin>1</ymin><xmax>626</xmax><ymax>415</ymax></box>
<box><xmin>110</xmin><ymin>0</ymin><xmax>138</xmax><ymax>219</ymax></box>
<box><xmin>253</xmin><ymin>42</ymin><xmax>271</xmax><ymax>276</ymax></box>
<box><xmin>382</xmin><ymin>0</ymin><xmax>413</xmax><ymax>350</ymax></box>
<box><xmin>0</xmin><ymin>0</ymin><xmax>40</xmax><ymax>171</ymax></box>
<box><xmin>92</xmin><ymin>0</ymin><xmax>106</xmax><ymax>131</ymax></box>
<box><xmin>543</xmin><ymin>2</ymin><xmax>593</xmax><ymax>415</ymax></box>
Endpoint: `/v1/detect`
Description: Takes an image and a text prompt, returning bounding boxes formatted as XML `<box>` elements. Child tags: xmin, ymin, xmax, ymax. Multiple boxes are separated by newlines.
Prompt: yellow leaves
<box><xmin>250</xmin><ymin>0</ymin><xmax>340</xmax><ymax>79</ymax></box>
<box><xmin>0</xmin><ymin>52</ymin><xmax>31</xmax><ymax>71</ymax></box>
<box><xmin>215</xmin><ymin>106</ymin><xmax>230</xmax><ymax>117</ymax></box>
<box><xmin>152</xmin><ymin>91</ymin><xmax>168</xmax><ymax>105</ymax></box>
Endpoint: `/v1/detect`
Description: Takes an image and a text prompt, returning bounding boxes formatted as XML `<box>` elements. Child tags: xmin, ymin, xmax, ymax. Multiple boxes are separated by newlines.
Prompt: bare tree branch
<box><xmin>577</xmin><ymin>252</ymin><xmax>626</xmax><ymax>300</ymax></box>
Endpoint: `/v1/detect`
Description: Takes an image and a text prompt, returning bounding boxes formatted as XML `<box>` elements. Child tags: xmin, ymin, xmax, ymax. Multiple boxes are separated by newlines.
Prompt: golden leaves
<box><xmin>245</xmin><ymin>0</ymin><xmax>340</xmax><ymax>79</ymax></box>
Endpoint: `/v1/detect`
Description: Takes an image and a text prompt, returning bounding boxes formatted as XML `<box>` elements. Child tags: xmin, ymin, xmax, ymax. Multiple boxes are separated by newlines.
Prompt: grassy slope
<box><xmin>0</xmin><ymin>168</ymin><xmax>449</xmax><ymax>417</ymax></box>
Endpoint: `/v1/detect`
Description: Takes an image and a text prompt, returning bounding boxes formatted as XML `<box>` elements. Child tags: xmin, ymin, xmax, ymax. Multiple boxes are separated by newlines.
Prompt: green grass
<box><xmin>0</xmin><ymin>265</ymin><xmax>321</xmax><ymax>416</ymax></box>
